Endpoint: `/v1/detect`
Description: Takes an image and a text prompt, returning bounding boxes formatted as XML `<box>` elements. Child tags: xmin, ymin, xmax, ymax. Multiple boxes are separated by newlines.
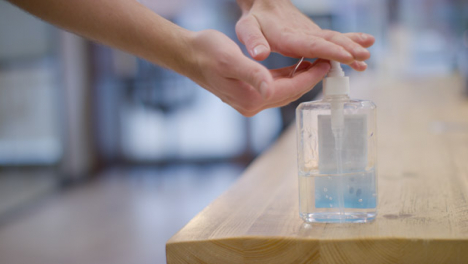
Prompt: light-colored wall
<box><xmin>0</xmin><ymin>1</ymin><xmax>51</xmax><ymax>61</ymax></box>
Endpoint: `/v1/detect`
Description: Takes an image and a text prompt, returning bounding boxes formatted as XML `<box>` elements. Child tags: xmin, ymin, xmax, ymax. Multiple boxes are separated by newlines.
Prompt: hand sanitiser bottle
<box><xmin>296</xmin><ymin>61</ymin><xmax>377</xmax><ymax>223</ymax></box>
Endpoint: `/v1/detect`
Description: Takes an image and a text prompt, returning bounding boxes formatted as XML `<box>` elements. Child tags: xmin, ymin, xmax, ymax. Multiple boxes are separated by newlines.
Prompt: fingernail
<box><xmin>259</xmin><ymin>81</ymin><xmax>269</xmax><ymax>99</ymax></box>
<box><xmin>352</xmin><ymin>61</ymin><xmax>367</xmax><ymax>71</ymax></box>
<box><xmin>361</xmin><ymin>33</ymin><xmax>369</xmax><ymax>41</ymax></box>
<box><xmin>253</xmin><ymin>45</ymin><xmax>267</xmax><ymax>57</ymax></box>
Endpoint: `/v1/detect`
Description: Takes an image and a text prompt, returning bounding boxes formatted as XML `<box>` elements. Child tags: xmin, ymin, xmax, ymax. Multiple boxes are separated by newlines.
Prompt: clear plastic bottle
<box><xmin>296</xmin><ymin>61</ymin><xmax>377</xmax><ymax>223</ymax></box>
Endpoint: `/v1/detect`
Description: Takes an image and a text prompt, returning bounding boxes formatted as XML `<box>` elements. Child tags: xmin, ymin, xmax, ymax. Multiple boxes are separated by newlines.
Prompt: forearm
<box><xmin>8</xmin><ymin>0</ymin><xmax>196</xmax><ymax>77</ymax></box>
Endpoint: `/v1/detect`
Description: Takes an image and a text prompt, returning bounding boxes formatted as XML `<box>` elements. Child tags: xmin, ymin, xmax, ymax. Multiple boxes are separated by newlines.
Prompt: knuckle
<box><xmin>320</xmin><ymin>29</ymin><xmax>335</xmax><ymax>38</ymax></box>
<box><xmin>307</xmin><ymin>40</ymin><xmax>319</xmax><ymax>55</ymax></box>
<box><xmin>241</xmin><ymin>102</ymin><xmax>256</xmax><ymax>112</ymax></box>
<box><xmin>235</xmin><ymin>16</ymin><xmax>248</xmax><ymax>27</ymax></box>
<box><xmin>235</xmin><ymin>19</ymin><xmax>247</xmax><ymax>40</ymax></box>
<box><xmin>216</xmin><ymin>51</ymin><xmax>232</xmax><ymax>70</ymax></box>
<box><xmin>247</xmin><ymin>68</ymin><xmax>266</xmax><ymax>89</ymax></box>
<box><xmin>239</xmin><ymin>108</ymin><xmax>258</xmax><ymax>117</ymax></box>
<box><xmin>237</xmin><ymin>24</ymin><xmax>264</xmax><ymax>47</ymax></box>
<box><xmin>238</xmin><ymin>100</ymin><xmax>261</xmax><ymax>117</ymax></box>
<box><xmin>262</xmin><ymin>86</ymin><xmax>273</xmax><ymax>101</ymax></box>
<box><xmin>235</xmin><ymin>17</ymin><xmax>248</xmax><ymax>33</ymax></box>
<box><xmin>249</xmin><ymin>67</ymin><xmax>263</xmax><ymax>81</ymax></box>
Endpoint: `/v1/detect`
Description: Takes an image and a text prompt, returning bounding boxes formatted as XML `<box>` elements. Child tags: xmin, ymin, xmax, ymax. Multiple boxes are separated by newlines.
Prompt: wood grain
<box><xmin>166</xmin><ymin>73</ymin><xmax>468</xmax><ymax>263</ymax></box>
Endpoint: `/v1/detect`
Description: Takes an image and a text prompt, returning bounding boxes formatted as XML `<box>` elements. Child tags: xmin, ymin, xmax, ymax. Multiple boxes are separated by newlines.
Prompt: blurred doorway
<box><xmin>0</xmin><ymin>1</ymin><xmax>62</xmax><ymax>219</ymax></box>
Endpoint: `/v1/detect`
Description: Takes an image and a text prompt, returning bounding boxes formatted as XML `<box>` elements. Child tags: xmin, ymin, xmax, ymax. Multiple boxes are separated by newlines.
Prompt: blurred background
<box><xmin>0</xmin><ymin>0</ymin><xmax>467</xmax><ymax>263</ymax></box>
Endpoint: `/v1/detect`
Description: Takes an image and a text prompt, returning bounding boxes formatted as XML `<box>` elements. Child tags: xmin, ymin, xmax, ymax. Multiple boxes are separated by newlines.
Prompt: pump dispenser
<box><xmin>296</xmin><ymin>61</ymin><xmax>377</xmax><ymax>223</ymax></box>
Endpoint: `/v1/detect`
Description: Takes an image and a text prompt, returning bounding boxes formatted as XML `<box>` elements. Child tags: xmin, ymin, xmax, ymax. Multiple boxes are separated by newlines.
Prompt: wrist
<box><xmin>146</xmin><ymin>26</ymin><xmax>201</xmax><ymax>81</ymax></box>
<box><xmin>172</xmin><ymin>29</ymin><xmax>201</xmax><ymax>79</ymax></box>
<box><xmin>176</xmin><ymin>30</ymin><xmax>209</xmax><ymax>86</ymax></box>
<box><xmin>237</xmin><ymin>0</ymin><xmax>291</xmax><ymax>13</ymax></box>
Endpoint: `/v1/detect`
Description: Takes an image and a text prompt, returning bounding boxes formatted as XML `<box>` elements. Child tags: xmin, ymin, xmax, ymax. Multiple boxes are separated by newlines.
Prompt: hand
<box><xmin>187</xmin><ymin>30</ymin><xmax>330</xmax><ymax>116</ymax></box>
<box><xmin>235</xmin><ymin>0</ymin><xmax>375</xmax><ymax>71</ymax></box>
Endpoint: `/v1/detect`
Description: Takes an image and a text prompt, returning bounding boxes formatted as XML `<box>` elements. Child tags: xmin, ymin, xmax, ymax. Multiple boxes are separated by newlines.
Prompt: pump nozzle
<box><xmin>323</xmin><ymin>61</ymin><xmax>349</xmax><ymax>96</ymax></box>
<box><xmin>328</xmin><ymin>61</ymin><xmax>345</xmax><ymax>77</ymax></box>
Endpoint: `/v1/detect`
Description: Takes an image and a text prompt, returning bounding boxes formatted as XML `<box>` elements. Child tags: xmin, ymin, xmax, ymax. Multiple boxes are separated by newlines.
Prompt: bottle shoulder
<box><xmin>297</xmin><ymin>99</ymin><xmax>376</xmax><ymax>110</ymax></box>
<box><xmin>353</xmin><ymin>99</ymin><xmax>377</xmax><ymax>109</ymax></box>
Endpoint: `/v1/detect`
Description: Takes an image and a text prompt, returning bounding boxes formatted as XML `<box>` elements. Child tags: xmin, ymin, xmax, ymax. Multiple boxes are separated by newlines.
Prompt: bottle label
<box><xmin>317</xmin><ymin>114</ymin><xmax>367</xmax><ymax>173</ymax></box>
<box><xmin>315</xmin><ymin>114</ymin><xmax>376</xmax><ymax>209</ymax></box>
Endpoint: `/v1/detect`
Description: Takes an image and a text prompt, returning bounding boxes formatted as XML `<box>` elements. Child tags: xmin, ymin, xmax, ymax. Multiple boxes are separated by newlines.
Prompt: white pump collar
<box><xmin>323</xmin><ymin>61</ymin><xmax>350</xmax><ymax>96</ymax></box>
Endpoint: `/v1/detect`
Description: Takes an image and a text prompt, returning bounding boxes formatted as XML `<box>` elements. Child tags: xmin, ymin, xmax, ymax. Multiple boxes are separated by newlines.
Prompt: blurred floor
<box><xmin>0</xmin><ymin>169</ymin><xmax>57</xmax><ymax>218</ymax></box>
<box><xmin>0</xmin><ymin>164</ymin><xmax>242</xmax><ymax>264</ymax></box>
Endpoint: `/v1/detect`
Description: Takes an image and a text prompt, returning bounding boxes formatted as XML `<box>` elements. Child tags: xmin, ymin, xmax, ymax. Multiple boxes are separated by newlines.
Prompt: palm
<box><xmin>189</xmin><ymin>30</ymin><xmax>330</xmax><ymax>116</ymax></box>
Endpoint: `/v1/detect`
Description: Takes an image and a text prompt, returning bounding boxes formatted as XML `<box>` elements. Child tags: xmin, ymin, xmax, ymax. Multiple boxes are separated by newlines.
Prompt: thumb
<box><xmin>235</xmin><ymin>15</ymin><xmax>270</xmax><ymax>61</ymax></box>
<box><xmin>230</xmin><ymin>56</ymin><xmax>273</xmax><ymax>99</ymax></box>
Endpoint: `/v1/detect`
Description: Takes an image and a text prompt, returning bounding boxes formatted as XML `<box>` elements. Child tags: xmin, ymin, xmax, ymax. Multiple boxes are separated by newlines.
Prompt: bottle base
<box><xmin>301</xmin><ymin>212</ymin><xmax>376</xmax><ymax>223</ymax></box>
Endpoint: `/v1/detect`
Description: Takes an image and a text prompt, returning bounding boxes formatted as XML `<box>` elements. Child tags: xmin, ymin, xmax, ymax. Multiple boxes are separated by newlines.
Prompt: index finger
<box><xmin>285</xmin><ymin>35</ymin><xmax>355</xmax><ymax>65</ymax></box>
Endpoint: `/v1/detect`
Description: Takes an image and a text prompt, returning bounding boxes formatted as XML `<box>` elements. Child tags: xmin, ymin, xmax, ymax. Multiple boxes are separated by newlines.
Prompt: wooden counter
<box><xmin>166</xmin><ymin>73</ymin><xmax>468</xmax><ymax>263</ymax></box>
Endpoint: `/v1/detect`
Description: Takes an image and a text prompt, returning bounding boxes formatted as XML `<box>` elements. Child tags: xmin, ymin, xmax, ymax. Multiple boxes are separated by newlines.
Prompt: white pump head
<box><xmin>323</xmin><ymin>61</ymin><xmax>349</xmax><ymax>96</ymax></box>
